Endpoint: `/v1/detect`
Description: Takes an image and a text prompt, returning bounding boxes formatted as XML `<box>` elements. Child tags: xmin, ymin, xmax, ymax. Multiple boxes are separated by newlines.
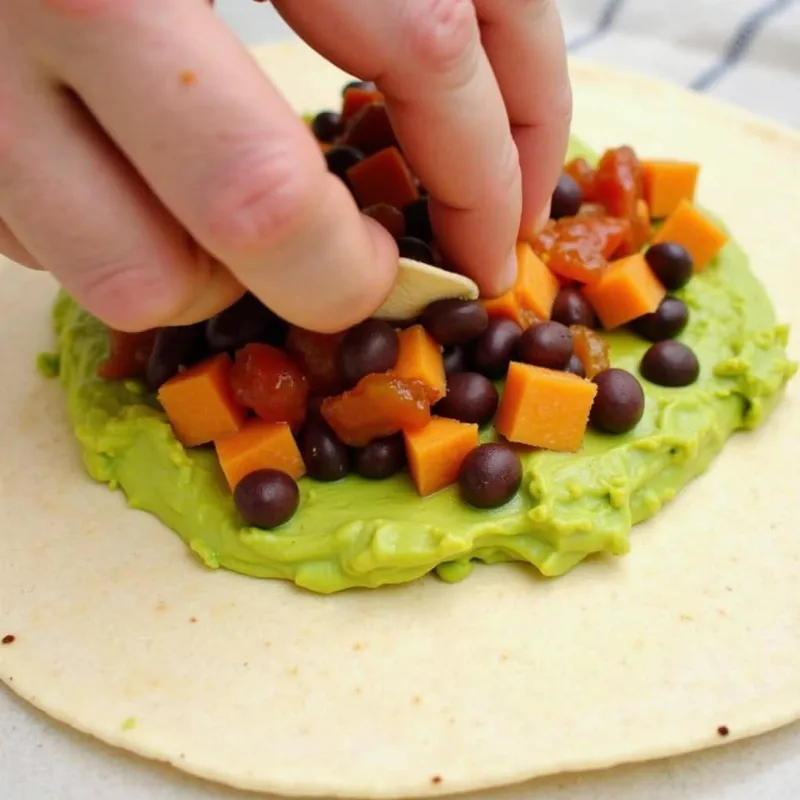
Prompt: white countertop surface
<box><xmin>3</xmin><ymin>1</ymin><xmax>799</xmax><ymax>797</ymax></box>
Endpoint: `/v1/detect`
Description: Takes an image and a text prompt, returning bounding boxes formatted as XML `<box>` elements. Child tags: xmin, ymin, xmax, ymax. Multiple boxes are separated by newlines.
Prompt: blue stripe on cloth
<box><xmin>690</xmin><ymin>0</ymin><xmax>796</xmax><ymax>91</ymax></box>
<box><xmin>567</xmin><ymin>0</ymin><xmax>628</xmax><ymax>51</ymax></box>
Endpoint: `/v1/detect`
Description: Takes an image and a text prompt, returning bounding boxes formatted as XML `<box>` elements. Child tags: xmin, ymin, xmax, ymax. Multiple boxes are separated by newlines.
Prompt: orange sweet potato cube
<box><xmin>513</xmin><ymin>241</ymin><xmax>560</xmax><ymax>321</ymax></box>
<box><xmin>481</xmin><ymin>291</ymin><xmax>526</xmax><ymax>327</ymax></box>
<box><xmin>495</xmin><ymin>363</ymin><xmax>597</xmax><ymax>453</ymax></box>
<box><xmin>404</xmin><ymin>416</ymin><xmax>479</xmax><ymax>497</ymax></box>
<box><xmin>652</xmin><ymin>199</ymin><xmax>728</xmax><ymax>271</ymax></box>
<box><xmin>641</xmin><ymin>160</ymin><xmax>700</xmax><ymax>219</ymax></box>
<box><xmin>215</xmin><ymin>420</ymin><xmax>305</xmax><ymax>490</ymax></box>
<box><xmin>581</xmin><ymin>253</ymin><xmax>666</xmax><ymax>330</ymax></box>
<box><xmin>157</xmin><ymin>354</ymin><xmax>247</xmax><ymax>448</ymax></box>
<box><xmin>394</xmin><ymin>325</ymin><xmax>446</xmax><ymax>403</ymax></box>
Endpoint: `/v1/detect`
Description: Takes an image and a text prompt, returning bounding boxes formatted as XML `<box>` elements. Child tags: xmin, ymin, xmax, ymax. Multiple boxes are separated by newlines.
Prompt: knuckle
<box><xmin>200</xmin><ymin>141</ymin><xmax>320</xmax><ymax>256</ymax></box>
<box><xmin>491</xmin><ymin>137</ymin><xmax>522</xmax><ymax>204</ymax></box>
<box><xmin>404</xmin><ymin>0</ymin><xmax>479</xmax><ymax>75</ymax></box>
<box><xmin>75</xmin><ymin>256</ymin><xmax>186</xmax><ymax>330</ymax></box>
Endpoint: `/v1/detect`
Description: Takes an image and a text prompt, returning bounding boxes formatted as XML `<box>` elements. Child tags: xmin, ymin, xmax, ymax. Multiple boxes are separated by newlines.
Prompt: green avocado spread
<box><xmin>45</xmin><ymin>139</ymin><xmax>797</xmax><ymax>593</ymax></box>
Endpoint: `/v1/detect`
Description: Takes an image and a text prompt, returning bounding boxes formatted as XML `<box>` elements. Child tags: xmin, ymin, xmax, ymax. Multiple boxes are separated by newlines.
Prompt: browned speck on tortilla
<box><xmin>431</xmin><ymin>775</ymin><xmax>443</xmax><ymax>784</ymax></box>
<box><xmin>717</xmin><ymin>725</ymin><xmax>730</xmax><ymax>737</ymax></box>
<box><xmin>1</xmin><ymin>635</ymin><xmax>15</xmax><ymax>645</ymax></box>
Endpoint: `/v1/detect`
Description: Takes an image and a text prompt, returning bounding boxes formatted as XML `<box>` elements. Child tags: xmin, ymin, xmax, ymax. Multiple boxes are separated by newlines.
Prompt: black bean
<box><xmin>442</xmin><ymin>346</ymin><xmax>468</xmax><ymax>376</ymax></box>
<box><xmin>311</xmin><ymin>110</ymin><xmax>341</xmax><ymax>143</ymax></box>
<box><xmin>470</xmin><ymin>318</ymin><xmax>522</xmax><ymax>379</ymax></box>
<box><xmin>234</xmin><ymin>470</ymin><xmax>299</xmax><ymax>529</ymax></box>
<box><xmin>420</xmin><ymin>298</ymin><xmax>489</xmax><ymax>346</ymax></box>
<box><xmin>551</xmin><ymin>287</ymin><xmax>596</xmax><ymax>328</ymax></box>
<box><xmin>145</xmin><ymin>323</ymin><xmax>207</xmax><ymax>391</ymax></box>
<box><xmin>403</xmin><ymin>197</ymin><xmax>433</xmax><ymax>243</ymax></box>
<box><xmin>301</xmin><ymin>417</ymin><xmax>349</xmax><ymax>482</ymax></box>
<box><xmin>550</xmin><ymin>173</ymin><xmax>583</xmax><ymax>220</ymax></box>
<box><xmin>515</xmin><ymin>321</ymin><xmax>573</xmax><ymax>371</ymax></box>
<box><xmin>206</xmin><ymin>293</ymin><xmax>286</xmax><ymax>354</ymax></box>
<box><xmin>640</xmin><ymin>340</ymin><xmax>700</xmax><ymax>387</ymax></box>
<box><xmin>459</xmin><ymin>443</ymin><xmax>522</xmax><ymax>509</ymax></box>
<box><xmin>397</xmin><ymin>236</ymin><xmax>435</xmax><ymax>265</ymax></box>
<box><xmin>325</xmin><ymin>145</ymin><xmax>364</xmax><ymax>185</ymax></box>
<box><xmin>340</xmin><ymin>319</ymin><xmax>399</xmax><ymax>387</ymax></box>
<box><xmin>434</xmin><ymin>372</ymin><xmax>499</xmax><ymax>426</ymax></box>
<box><xmin>565</xmin><ymin>354</ymin><xmax>586</xmax><ymax>378</ymax></box>
<box><xmin>590</xmin><ymin>368</ymin><xmax>645</xmax><ymax>434</ymax></box>
<box><xmin>354</xmin><ymin>434</ymin><xmax>406</xmax><ymax>480</ymax></box>
<box><xmin>342</xmin><ymin>80</ymin><xmax>376</xmax><ymax>95</ymax></box>
<box><xmin>631</xmin><ymin>297</ymin><xmax>689</xmax><ymax>342</ymax></box>
<box><xmin>645</xmin><ymin>242</ymin><xmax>694</xmax><ymax>290</ymax></box>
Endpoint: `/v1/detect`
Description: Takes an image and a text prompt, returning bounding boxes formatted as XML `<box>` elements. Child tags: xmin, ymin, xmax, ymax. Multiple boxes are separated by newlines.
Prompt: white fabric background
<box><xmin>216</xmin><ymin>0</ymin><xmax>800</xmax><ymax>129</ymax></box>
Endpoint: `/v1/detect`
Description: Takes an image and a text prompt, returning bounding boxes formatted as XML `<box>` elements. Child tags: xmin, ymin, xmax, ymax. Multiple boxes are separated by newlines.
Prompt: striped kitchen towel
<box><xmin>563</xmin><ymin>0</ymin><xmax>799</xmax><ymax>127</ymax></box>
<box><xmin>217</xmin><ymin>0</ymin><xmax>800</xmax><ymax>129</ymax></box>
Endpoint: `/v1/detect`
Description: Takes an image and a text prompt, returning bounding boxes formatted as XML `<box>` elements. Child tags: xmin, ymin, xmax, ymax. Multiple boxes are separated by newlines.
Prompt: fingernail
<box><xmin>535</xmin><ymin>201</ymin><xmax>552</xmax><ymax>233</ymax></box>
<box><xmin>499</xmin><ymin>248</ymin><xmax>519</xmax><ymax>293</ymax></box>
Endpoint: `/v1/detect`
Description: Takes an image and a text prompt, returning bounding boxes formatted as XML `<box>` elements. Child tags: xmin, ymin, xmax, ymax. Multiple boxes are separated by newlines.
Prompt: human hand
<box><xmin>0</xmin><ymin>0</ymin><xmax>571</xmax><ymax>333</ymax></box>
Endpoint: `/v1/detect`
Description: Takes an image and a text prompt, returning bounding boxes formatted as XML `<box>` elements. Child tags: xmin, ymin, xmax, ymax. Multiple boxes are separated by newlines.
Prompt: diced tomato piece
<box><xmin>570</xmin><ymin>325</ymin><xmax>610</xmax><ymax>378</ymax></box>
<box><xmin>284</xmin><ymin>326</ymin><xmax>345</xmax><ymax>397</ymax></box>
<box><xmin>230</xmin><ymin>343</ymin><xmax>308</xmax><ymax>430</ymax></box>
<box><xmin>548</xmin><ymin>237</ymin><xmax>606</xmax><ymax>284</ymax></box>
<box><xmin>341</xmin><ymin>103</ymin><xmax>398</xmax><ymax>156</ymax></box>
<box><xmin>531</xmin><ymin>219</ymin><xmax>557</xmax><ymax>260</ymax></box>
<box><xmin>564</xmin><ymin>157</ymin><xmax>597</xmax><ymax>202</ymax></box>
<box><xmin>535</xmin><ymin>216</ymin><xmax>629</xmax><ymax>284</ymax></box>
<box><xmin>347</xmin><ymin>147</ymin><xmax>420</xmax><ymax>210</ymax></box>
<box><xmin>577</xmin><ymin>202</ymin><xmax>606</xmax><ymax>217</ymax></box>
<box><xmin>341</xmin><ymin>86</ymin><xmax>384</xmax><ymax>125</ymax></box>
<box><xmin>593</xmin><ymin>146</ymin><xmax>643</xmax><ymax>220</ymax></box>
<box><xmin>98</xmin><ymin>328</ymin><xmax>158</xmax><ymax>381</ymax></box>
<box><xmin>593</xmin><ymin>217</ymin><xmax>632</xmax><ymax>258</ymax></box>
<box><xmin>321</xmin><ymin>372</ymin><xmax>430</xmax><ymax>447</ymax></box>
<box><xmin>615</xmin><ymin>198</ymin><xmax>653</xmax><ymax>256</ymax></box>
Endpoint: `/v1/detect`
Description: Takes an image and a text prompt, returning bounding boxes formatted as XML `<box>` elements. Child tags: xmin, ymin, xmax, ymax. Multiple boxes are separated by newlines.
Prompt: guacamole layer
<box><xmin>47</xmin><ymin>146</ymin><xmax>796</xmax><ymax>595</ymax></box>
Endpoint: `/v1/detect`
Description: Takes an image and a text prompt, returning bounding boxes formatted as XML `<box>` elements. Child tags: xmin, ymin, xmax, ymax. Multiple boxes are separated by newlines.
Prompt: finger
<box><xmin>34</xmin><ymin>0</ymin><xmax>397</xmax><ymax>332</ymax></box>
<box><xmin>0</xmin><ymin>219</ymin><xmax>43</xmax><ymax>270</ymax></box>
<box><xmin>474</xmin><ymin>0</ymin><xmax>572</xmax><ymax>239</ymax></box>
<box><xmin>0</xmin><ymin>74</ymin><xmax>242</xmax><ymax>331</ymax></box>
<box><xmin>273</xmin><ymin>0</ymin><xmax>522</xmax><ymax>295</ymax></box>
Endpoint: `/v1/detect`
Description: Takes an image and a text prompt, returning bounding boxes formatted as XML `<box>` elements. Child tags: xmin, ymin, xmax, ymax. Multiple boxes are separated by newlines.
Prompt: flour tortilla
<box><xmin>1</xmin><ymin>41</ymin><xmax>799</xmax><ymax>800</ymax></box>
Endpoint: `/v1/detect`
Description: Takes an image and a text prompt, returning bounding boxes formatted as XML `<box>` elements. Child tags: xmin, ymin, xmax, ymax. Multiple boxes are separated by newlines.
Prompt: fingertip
<box><xmin>168</xmin><ymin>256</ymin><xmax>245</xmax><ymax>326</ymax></box>
<box><xmin>319</xmin><ymin>215</ymin><xmax>399</xmax><ymax>332</ymax></box>
<box><xmin>70</xmin><ymin>247</ymin><xmax>241</xmax><ymax>332</ymax></box>
<box><xmin>489</xmin><ymin>247</ymin><xmax>519</xmax><ymax>297</ymax></box>
<box><xmin>70</xmin><ymin>264</ymin><xmax>190</xmax><ymax>333</ymax></box>
<box><xmin>537</xmin><ymin>199</ymin><xmax>553</xmax><ymax>232</ymax></box>
<box><xmin>521</xmin><ymin>199</ymin><xmax>552</xmax><ymax>241</ymax></box>
<box><xmin>362</xmin><ymin>213</ymin><xmax>400</xmax><ymax>283</ymax></box>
